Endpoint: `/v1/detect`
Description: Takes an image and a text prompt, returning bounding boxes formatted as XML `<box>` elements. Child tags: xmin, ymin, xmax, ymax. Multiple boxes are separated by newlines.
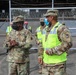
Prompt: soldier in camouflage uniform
<box><xmin>35</xmin><ymin>18</ymin><xmax>46</xmax><ymax>74</ymax></box>
<box><xmin>3</xmin><ymin>15</ymin><xmax>32</xmax><ymax>75</ymax></box>
<box><xmin>40</xmin><ymin>10</ymin><xmax>72</xmax><ymax>75</ymax></box>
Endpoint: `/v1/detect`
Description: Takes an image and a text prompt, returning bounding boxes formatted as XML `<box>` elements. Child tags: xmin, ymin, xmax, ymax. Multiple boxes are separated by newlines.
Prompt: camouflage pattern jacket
<box><xmin>43</xmin><ymin>24</ymin><xmax>72</xmax><ymax>55</ymax></box>
<box><xmin>4</xmin><ymin>29</ymin><xmax>32</xmax><ymax>63</ymax></box>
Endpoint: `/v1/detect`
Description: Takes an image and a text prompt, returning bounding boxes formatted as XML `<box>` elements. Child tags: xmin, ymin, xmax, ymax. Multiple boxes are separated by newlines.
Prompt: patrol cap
<box><xmin>62</xmin><ymin>22</ymin><xmax>65</xmax><ymax>25</ymax></box>
<box><xmin>40</xmin><ymin>18</ymin><xmax>44</xmax><ymax>22</ymax></box>
<box><xmin>44</xmin><ymin>9</ymin><xmax>58</xmax><ymax>17</ymax></box>
<box><xmin>13</xmin><ymin>15</ymin><xmax>24</xmax><ymax>23</ymax></box>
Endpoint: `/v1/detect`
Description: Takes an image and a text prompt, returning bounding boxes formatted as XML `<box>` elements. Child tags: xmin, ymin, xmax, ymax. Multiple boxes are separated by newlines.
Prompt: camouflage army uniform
<box><xmin>4</xmin><ymin>29</ymin><xmax>32</xmax><ymax>75</ymax></box>
<box><xmin>41</xmin><ymin>10</ymin><xmax>72</xmax><ymax>75</ymax></box>
<box><xmin>35</xmin><ymin>18</ymin><xmax>46</xmax><ymax>73</ymax></box>
<box><xmin>42</xmin><ymin>24</ymin><xmax>72</xmax><ymax>75</ymax></box>
<box><xmin>35</xmin><ymin>25</ymin><xmax>46</xmax><ymax>55</ymax></box>
<box><xmin>3</xmin><ymin>16</ymin><xmax>32</xmax><ymax>75</ymax></box>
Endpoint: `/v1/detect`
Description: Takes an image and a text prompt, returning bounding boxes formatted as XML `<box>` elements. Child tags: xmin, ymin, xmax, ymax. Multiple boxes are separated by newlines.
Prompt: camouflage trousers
<box><xmin>39</xmin><ymin>64</ymin><xmax>42</xmax><ymax>69</ymax></box>
<box><xmin>8</xmin><ymin>62</ymin><xmax>29</xmax><ymax>75</ymax></box>
<box><xmin>38</xmin><ymin>44</ymin><xmax>44</xmax><ymax>71</ymax></box>
<box><xmin>42</xmin><ymin>63</ymin><xmax>67</xmax><ymax>75</ymax></box>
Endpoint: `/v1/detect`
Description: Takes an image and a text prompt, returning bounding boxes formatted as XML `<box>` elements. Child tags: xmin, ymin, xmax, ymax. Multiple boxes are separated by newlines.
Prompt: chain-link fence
<box><xmin>11</xmin><ymin>8</ymin><xmax>76</xmax><ymax>20</ymax></box>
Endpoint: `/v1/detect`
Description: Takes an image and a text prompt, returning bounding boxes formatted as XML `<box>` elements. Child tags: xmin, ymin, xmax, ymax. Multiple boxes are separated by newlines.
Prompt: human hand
<box><xmin>9</xmin><ymin>40</ymin><xmax>18</xmax><ymax>47</ymax></box>
<box><xmin>38</xmin><ymin>58</ymin><xmax>43</xmax><ymax>65</ymax></box>
<box><xmin>45</xmin><ymin>49</ymin><xmax>52</xmax><ymax>55</ymax></box>
<box><xmin>45</xmin><ymin>50</ymin><xmax>49</xmax><ymax>55</ymax></box>
<box><xmin>36</xmin><ymin>41</ymin><xmax>40</xmax><ymax>45</ymax></box>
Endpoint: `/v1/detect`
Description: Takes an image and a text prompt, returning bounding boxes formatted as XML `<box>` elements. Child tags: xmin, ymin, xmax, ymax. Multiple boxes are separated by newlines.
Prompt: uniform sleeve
<box><xmin>35</xmin><ymin>29</ymin><xmax>38</xmax><ymax>40</ymax></box>
<box><xmin>48</xmin><ymin>25</ymin><xmax>72</xmax><ymax>55</ymax></box>
<box><xmin>34</xmin><ymin>29</ymin><xmax>41</xmax><ymax>45</ymax></box>
<box><xmin>18</xmin><ymin>30</ymin><xmax>33</xmax><ymax>49</ymax></box>
<box><xmin>3</xmin><ymin>32</ymin><xmax>12</xmax><ymax>49</ymax></box>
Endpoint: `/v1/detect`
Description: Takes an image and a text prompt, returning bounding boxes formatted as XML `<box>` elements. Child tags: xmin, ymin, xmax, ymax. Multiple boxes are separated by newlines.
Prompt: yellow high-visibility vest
<box><xmin>42</xmin><ymin>22</ymin><xmax>67</xmax><ymax>64</ymax></box>
<box><xmin>36</xmin><ymin>26</ymin><xmax>42</xmax><ymax>42</ymax></box>
<box><xmin>28</xmin><ymin>26</ymin><xmax>32</xmax><ymax>30</ymax></box>
<box><xmin>6</xmin><ymin>26</ymin><xmax>12</xmax><ymax>35</ymax></box>
<box><xmin>28</xmin><ymin>26</ymin><xmax>32</xmax><ymax>32</ymax></box>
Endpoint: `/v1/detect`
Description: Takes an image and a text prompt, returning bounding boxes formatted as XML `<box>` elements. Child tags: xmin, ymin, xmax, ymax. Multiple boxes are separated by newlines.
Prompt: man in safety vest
<box><xmin>6</xmin><ymin>22</ymin><xmax>12</xmax><ymax>35</ymax></box>
<box><xmin>35</xmin><ymin>18</ymin><xmax>46</xmax><ymax>74</ymax></box>
<box><xmin>24</xmin><ymin>21</ymin><xmax>32</xmax><ymax>33</ymax></box>
<box><xmin>41</xmin><ymin>9</ymin><xmax>72</xmax><ymax>75</ymax></box>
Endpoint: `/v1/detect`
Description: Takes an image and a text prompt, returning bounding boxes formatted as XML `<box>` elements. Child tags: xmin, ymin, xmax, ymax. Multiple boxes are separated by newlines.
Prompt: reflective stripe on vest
<box><xmin>42</xmin><ymin>22</ymin><xmax>67</xmax><ymax>64</ymax></box>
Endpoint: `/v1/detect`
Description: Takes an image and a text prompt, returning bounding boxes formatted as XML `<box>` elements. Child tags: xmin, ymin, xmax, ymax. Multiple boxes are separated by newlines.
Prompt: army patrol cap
<box><xmin>40</xmin><ymin>18</ymin><xmax>44</xmax><ymax>22</ymax></box>
<box><xmin>13</xmin><ymin>15</ymin><xmax>24</xmax><ymax>23</ymax></box>
<box><xmin>44</xmin><ymin>9</ymin><xmax>58</xmax><ymax>17</ymax></box>
<box><xmin>62</xmin><ymin>22</ymin><xmax>65</xmax><ymax>25</ymax></box>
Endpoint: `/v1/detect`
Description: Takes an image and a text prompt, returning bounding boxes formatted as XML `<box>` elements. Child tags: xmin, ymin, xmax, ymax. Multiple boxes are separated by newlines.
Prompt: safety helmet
<box><xmin>24</xmin><ymin>21</ymin><xmax>28</xmax><ymax>25</ymax></box>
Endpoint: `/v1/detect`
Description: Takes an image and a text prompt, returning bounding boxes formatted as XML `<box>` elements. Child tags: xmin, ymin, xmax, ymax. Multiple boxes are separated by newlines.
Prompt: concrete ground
<box><xmin>0</xmin><ymin>50</ymin><xmax>76</xmax><ymax>75</ymax></box>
